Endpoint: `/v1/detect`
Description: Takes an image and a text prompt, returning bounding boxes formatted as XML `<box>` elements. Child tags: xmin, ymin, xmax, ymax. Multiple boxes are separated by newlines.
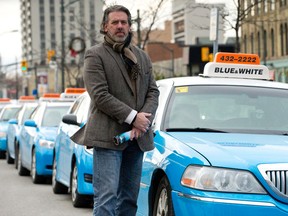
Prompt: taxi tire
<box><xmin>52</xmin><ymin>157</ymin><xmax>68</xmax><ymax>194</ymax></box>
<box><xmin>153</xmin><ymin>176</ymin><xmax>175</xmax><ymax>216</ymax></box>
<box><xmin>17</xmin><ymin>147</ymin><xmax>30</xmax><ymax>176</ymax></box>
<box><xmin>14</xmin><ymin>143</ymin><xmax>20</xmax><ymax>170</ymax></box>
<box><xmin>71</xmin><ymin>163</ymin><xmax>91</xmax><ymax>207</ymax></box>
<box><xmin>31</xmin><ymin>149</ymin><xmax>45</xmax><ymax>184</ymax></box>
<box><xmin>0</xmin><ymin>150</ymin><xmax>5</xmax><ymax>159</ymax></box>
<box><xmin>6</xmin><ymin>147</ymin><xmax>14</xmax><ymax>164</ymax></box>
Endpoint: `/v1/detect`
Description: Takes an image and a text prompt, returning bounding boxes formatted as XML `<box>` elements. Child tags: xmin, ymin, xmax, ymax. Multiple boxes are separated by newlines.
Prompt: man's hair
<box><xmin>100</xmin><ymin>5</ymin><xmax>132</xmax><ymax>35</ymax></box>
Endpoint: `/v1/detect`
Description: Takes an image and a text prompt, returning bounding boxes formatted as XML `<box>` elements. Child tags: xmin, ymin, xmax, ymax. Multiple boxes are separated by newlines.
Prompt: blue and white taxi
<box><xmin>52</xmin><ymin>91</ymin><xmax>93</xmax><ymax>207</ymax></box>
<box><xmin>6</xmin><ymin>96</ymin><xmax>38</xmax><ymax>165</ymax></box>
<box><xmin>0</xmin><ymin>102</ymin><xmax>22</xmax><ymax>159</ymax></box>
<box><xmin>136</xmin><ymin>53</ymin><xmax>288</xmax><ymax>216</ymax></box>
<box><xmin>17</xmin><ymin>95</ymin><xmax>72</xmax><ymax>183</ymax></box>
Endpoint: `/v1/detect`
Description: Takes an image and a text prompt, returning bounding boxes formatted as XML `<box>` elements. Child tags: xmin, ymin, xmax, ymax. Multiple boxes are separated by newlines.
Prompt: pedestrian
<box><xmin>71</xmin><ymin>4</ymin><xmax>159</xmax><ymax>216</ymax></box>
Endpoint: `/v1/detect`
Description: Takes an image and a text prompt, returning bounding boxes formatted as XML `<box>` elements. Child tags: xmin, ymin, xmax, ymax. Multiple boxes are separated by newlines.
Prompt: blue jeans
<box><xmin>93</xmin><ymin>142</ymin><xmax>144</xmax><ymax>216</ymax></box>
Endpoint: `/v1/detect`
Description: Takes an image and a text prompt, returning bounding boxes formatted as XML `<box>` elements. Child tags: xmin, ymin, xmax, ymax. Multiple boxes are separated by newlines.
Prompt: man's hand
<box><xmin>133</xmin><ymin>112</ymin><xmax>151</xmax><ymax>133</ymax></box>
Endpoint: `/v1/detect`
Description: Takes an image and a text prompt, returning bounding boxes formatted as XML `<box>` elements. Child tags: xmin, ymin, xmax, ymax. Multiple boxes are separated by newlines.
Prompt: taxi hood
<box><xmin>169</xmin><ymin>132</ymin><xmax>288</xmax><ymax>168</ymax></box>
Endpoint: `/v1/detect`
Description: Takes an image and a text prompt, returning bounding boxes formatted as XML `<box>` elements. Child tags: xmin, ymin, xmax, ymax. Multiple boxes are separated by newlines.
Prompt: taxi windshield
<box><xmin>165</xmin><ymin>85</ymin><xmax>288</xmax><ymax>135</ymax></box>
<box><xmin>42</xmin><ymin>106</ymin><xmax>70</xmax><ymax>127</ymax></box>
<box><xmin>0</xmin><ymin>107</ymin><xmax>21</xmax><ymax>121</ymax></box>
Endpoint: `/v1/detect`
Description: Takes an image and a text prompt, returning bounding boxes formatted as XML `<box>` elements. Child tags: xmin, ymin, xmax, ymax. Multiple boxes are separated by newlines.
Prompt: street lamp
<box><xmin>60</xmin><ymin>0</ymin><xmax>79</xmax><ymax>92</ymax></box>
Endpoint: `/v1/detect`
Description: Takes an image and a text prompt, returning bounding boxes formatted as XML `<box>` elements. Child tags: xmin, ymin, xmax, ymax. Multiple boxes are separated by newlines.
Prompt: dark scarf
<box><xmin>104</xmin><ymin>33</ymin><xmax>140</xmax><ymax>80</ymax></box>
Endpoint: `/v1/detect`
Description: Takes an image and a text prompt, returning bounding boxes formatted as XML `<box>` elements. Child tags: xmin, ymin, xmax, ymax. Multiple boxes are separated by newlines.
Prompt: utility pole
<box><xmin>136</xmin><ymin>10</ymin><xmax>141</xmax><ymax>48</ymax></box>
<box><xmin>15</xmin><ymin>57</ymin><xmax>19</xmax><ymax>99</ymax></box>
<box><xmin>61</xmin><ymin>0</ymin><xmax>65</xmax><ymax>93</ymax></box>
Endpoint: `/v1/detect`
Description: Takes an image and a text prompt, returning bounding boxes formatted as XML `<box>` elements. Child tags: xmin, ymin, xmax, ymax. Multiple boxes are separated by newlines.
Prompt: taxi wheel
<box><xmin>6</xmin><ymin>147</ymin><xmax>14</xmax><ymax>164</ymax></box>
<box><xmin>52</xmin><ymin>156</ymin><xmax>68</xmax><ymax>194</ymax></box>
<box><xmin>14</xmin><ymin>144</ymin><xmax>19</xmax><ymax>169</ymax></box>
<box><xmin>71</xmin><ymin>163</ymin><xmax>87</xmax><ymax>207</ymax></box>
<box><xmin>0</xmin><ymin>150</ymin><xmax>5</xmax><ymax>159</ymax></box>
<box><xmin>31</xmin><ymin>149</ymin><xmax>45</xmax><ymax>184</ymax></box>
<box><xmin>153</xmin><ymin>176</ymin><xmax>175</xmax><ymax>216</ymax></box>
<box><xmin>17</xmin><ymin>147</ymin><xmax>29</xmax><ymax>176</ymax></box>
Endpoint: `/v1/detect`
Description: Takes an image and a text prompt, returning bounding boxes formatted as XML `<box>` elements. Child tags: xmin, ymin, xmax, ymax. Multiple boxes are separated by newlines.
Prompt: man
<box><xmin>72</xmin><ymin>5</ymin><xmax>159</xmax><ymax>216</ymax></box>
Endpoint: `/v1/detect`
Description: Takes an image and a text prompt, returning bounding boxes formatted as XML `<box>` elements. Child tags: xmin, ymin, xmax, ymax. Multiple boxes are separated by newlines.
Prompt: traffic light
<box><xmin>201</xmin><ymin>47</ymin><xmax>210</xmax><ymax>62</ymax></box>
<box><xmin>21</xmin><ymin>60</ymin><xmax>28</xmax><ymax>72</ymax></box>
<box><xmin>47</xmin><ymin>50</ymin><xmax>55</xmax><ymax>63</ymax></box>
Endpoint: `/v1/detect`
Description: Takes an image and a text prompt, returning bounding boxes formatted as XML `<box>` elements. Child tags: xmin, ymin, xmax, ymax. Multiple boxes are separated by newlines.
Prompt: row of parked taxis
<box><xmin>1</xmin><ymin>52</ymin><xmax>288</xmax><ymax>216</ymax></box>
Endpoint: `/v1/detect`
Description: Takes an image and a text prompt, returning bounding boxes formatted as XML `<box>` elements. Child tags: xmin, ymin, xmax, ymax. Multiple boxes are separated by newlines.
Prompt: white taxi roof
<box><xmin>157</xmin><ymin>52</ymin><xmax>288</xmax><ymax>90</ymax></box>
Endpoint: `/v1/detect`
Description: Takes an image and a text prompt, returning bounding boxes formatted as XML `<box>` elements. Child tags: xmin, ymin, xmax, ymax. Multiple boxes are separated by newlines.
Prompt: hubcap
<box><xmin>156</xmin><ymin>188</ymin><xmax>168</xmax><ymax>216</ymax></box>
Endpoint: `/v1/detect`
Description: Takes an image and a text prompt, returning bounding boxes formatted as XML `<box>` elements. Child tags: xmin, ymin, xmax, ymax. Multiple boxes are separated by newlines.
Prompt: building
<box><xmin>241</xmin><ymin>0</ymin><xmax>288</xmax><ymax>82</ymax></box>
<box><xmin>172</xmin><ymin>0</ymin><xmax>225</xmax><ymax>45</ymax></box>
<box><xmin>20</xmin><ymin>0</ymin><xmax>104</xmax><ymax>96</ymax></box>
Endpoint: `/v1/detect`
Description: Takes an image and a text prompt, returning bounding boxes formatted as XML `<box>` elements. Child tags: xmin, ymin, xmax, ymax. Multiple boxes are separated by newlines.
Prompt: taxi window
<box><xmin>165</xmin><ymin>85</ymin><xmax>288</xmax><ymax>134</ymax></box>
<box><xmin>0</xmin><ymin>107</ymin><xmax>21</xmax><ymax>121</ymax></box>
<box><xmin>42</xmin><ymin>106</ymin><xmax>70</xmax><ymax>127</ymax></box>
<box><xmin>19</xmin><ymin>106</ymin><xmax>37</xmax><ymax>125</ymax></box>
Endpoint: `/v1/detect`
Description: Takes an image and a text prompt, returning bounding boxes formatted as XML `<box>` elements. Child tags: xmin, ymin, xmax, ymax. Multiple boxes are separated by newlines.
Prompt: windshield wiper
<box><xmin>166</xmin><ymin>127</ymin><xmax>228</xmax><ymax>133</ymax></box>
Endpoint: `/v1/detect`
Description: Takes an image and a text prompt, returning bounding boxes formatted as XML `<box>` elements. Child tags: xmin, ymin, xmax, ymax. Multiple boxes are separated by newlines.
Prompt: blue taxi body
<box><xmin>52</xmin><ymin>92</ymin><xmax>93</xmax><ymax>207</ymax></box>
<box><xmin>17</xmin><ymin>101</ymin><xmax>72</xmax><ymax>183</ymax></box>
<box><xmin>136</xmin><ymin>60</ymin><xmax>288</xmax><ymax>216</ymax></box>
<box><xmin>0</xmin><ymin>104</ymin><xmax>22</xmax><ymax>158</ymax></box>
<box><xmin>6</xmin><ymin>102</ymin><xmax>38</xmax><ymax>164</ymax></box>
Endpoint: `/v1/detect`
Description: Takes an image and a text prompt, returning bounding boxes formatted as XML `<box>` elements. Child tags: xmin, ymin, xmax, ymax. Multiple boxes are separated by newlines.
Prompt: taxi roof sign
<box><xmin>0</xmin><ymin>98</ymin><xmax>11</xmax><ymax>103</ymax></box>
<box><xmin>64</xmin><ymin>88</ymin><xmax>86</xmax><ymax>94</ymax></box>
<box><xmin>215</xmin><ymin>52</ymin><xmax>260</xmax><ymax>65</ymax></box>
<box><xmin>60</xmin><ymin>88</ymin><xmax>86</xmax><ymax>101</ymax></box>
<box><xmin>203</xmin><ymin>52</ymin><xmax>270</xmax><ymax>80</ymax></box>
<box><xmin>19</xmin><ymin>96</ymin><xmax>35</xmax><ymax>101</ymax></box>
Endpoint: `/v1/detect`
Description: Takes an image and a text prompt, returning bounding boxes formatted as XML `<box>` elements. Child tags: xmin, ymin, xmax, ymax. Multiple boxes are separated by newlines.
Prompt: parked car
<box><xmin>17</xmin><ymin>100</ymin><xmax>72</xmax><ymax>183</ymax></box>
<box><xmin>0</xmin><ymin>103</ymin><xmax>22</xmax><ymax>159</ymax></box>
<box><xmin>136</xmin><ymin>53</ymin><xmax>288</xmax><ymax>216</ymax></box>
<box><xmin>52</xmin><ymin>91</ymin><xmax>93</xmax><ymax>207</ymax></box>
<box><xmin>7</xmin><ymin>101</ymin><xmax>38</xmax><ymax>165</ymax></box>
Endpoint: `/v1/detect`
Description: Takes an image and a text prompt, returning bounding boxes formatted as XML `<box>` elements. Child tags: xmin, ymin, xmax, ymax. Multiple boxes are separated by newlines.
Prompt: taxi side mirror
<box><xmin>62</xmin><ymin>114</ymin><xmax>81</xmax><ymax>126</ymax></box>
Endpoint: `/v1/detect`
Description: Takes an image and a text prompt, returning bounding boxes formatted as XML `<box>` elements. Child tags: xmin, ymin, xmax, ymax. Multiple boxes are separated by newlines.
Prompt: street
<box><xmin>0</xmin><ymin>159</ymin><xmax>92</xmax><ymax>216</ymax></box>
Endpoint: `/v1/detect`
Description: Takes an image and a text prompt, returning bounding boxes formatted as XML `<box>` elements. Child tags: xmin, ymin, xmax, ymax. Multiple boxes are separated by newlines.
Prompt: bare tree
<box><xmin>138</xmin><ymin>0</ymin><xmax>169</xmax><ymax>50</ymax></box>
<box><xmin>220</xmin><ymin>0</ymin><xmax>270</xmax><ymax>52</ymax></box>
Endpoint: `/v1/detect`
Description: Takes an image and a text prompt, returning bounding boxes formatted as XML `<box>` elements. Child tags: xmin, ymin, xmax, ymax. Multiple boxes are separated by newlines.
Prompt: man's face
<box><xmin>104</xmin><ymin>11</ymin><xmax>130</xmax><ymax>42</ymax></box>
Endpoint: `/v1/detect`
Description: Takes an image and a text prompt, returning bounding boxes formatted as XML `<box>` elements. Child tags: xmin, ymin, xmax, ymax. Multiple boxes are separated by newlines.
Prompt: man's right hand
<box><xmin>133</xmin><ymin>112</ymin><xmax>151</xmax><ymax>133</ymax></box>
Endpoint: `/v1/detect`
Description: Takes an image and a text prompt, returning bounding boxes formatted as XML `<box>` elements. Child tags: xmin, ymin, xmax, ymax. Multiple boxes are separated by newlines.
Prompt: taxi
<box><xmin>136</xmin><ymin>53</ymin><xmax>288</xmax><ymax>216</ymax></box>
<box><xmin>52</xmin><ymin>91</ymin><xmax>93</xmax><ymax>207</ymax></box>
<box><xmin>6</xmin><ymin>96</ymin><xmax>38</xmax><ymax>165</ymax></box>
<box><xmin>0</xmin><ymin>98</ymin><xmax>12</xmax><ymax>113</ymax></box>
<box><xmin>17</xmin><ymin>93</ymin><xmax>73</xmax><ymax>183</ymax></box>
<box><xmin>0</xmin><ymin>102</ymin><xmax>22</xmax><ymax>159</ymax></box>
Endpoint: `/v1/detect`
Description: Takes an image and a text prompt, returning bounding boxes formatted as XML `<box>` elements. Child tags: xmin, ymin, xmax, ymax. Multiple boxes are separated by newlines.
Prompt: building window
<box><xmin>264</xmin><ymin>1</ymin><xmax>268</xmax><ymax>13</ymax></box>
<box><xmin>271</xmin><ymin>29</ymin><xmax>275</xmax><ymax>56</ymax></box>
<box><xmin>281</xmin><ymin>24</ymin><xmax>284</xmax><ymax>56</ymax></box>
<box><xmin>244</xmin><ymin>34</ymin><xmax>247</xmax><ymax>53</ymax></box>
<box><xmin>263</xmin><ymin>30</ymin><xmax>267</xmax><ymax>59</ymax></box>
<box><xmin>270</xmin><ymin>0</ymin><xmax>275</xmax><ymax>10</ymax></box>
<box><xmin>174</xmin><ymin>20</ymin><xmax>184</xmax><ymax>34</ymax></box>
<box><xmin>257</xmin><ymin>31</ymin><xmax>261</xmax><ymax>57</ymax></box>
<box><xmin>250</xmin><ymin>33</ymin><xmax>254</xmax><ymax>53</ymax></box>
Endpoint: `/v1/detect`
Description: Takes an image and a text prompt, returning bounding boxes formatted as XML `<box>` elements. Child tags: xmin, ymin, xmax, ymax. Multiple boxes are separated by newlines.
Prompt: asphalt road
<box><xmin>0</xmin><ymin>159</ymin><xmax>93</xmax><ymax>216</ymax></box>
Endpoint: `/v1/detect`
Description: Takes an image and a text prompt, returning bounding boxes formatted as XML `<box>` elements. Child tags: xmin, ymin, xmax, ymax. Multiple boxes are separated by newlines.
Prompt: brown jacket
<box><xmin>71</xmin><ymin>42</ymin><xmax>159</xmax><ymax>152</ymax></box>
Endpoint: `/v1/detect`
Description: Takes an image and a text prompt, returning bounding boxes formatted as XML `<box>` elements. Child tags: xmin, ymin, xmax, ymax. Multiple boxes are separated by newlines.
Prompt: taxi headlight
<box><xmin>181</xmin><ymin>165</ymin><xmax>266</xmax><ymax>194</ymax></box>
<box><xmin>0</xmin><ymin>132</ymin><xmax>7</xmax><ymax>138</ymax></box>
<box><xmin>39</xmin><ymin>139</ymin><xmax>54</xmax><ymax>148</ymax></box>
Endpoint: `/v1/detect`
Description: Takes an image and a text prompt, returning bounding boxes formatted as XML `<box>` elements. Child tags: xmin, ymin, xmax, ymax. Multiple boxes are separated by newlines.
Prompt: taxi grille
<box><xmin>258</xmin><ymin>164</ymin><xmax>288</xmax><ymax>199</ymax></box>
<box><xmin>265</xmin><ymin>170</ymin><xmax>288</xmax><ymax>196</ymax></box>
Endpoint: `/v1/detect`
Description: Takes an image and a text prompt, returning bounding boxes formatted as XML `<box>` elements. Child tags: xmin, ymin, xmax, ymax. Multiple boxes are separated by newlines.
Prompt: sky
<box><xmin>0</xmin><ymin>0</ymin><xmax>22</xmax><ymax>68</ymax></box>
<box><xmin>0</xmin><ymin>0</ymin><xmax>234</xmax><ymax>68</ymax></box>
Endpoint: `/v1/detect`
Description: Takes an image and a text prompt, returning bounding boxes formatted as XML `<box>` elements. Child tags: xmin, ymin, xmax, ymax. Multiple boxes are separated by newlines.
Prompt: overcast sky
<box><xmin>0</xmin><ymin>0</ymin><xmax>22</xmax><ymax>68</ymax></box>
